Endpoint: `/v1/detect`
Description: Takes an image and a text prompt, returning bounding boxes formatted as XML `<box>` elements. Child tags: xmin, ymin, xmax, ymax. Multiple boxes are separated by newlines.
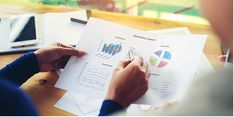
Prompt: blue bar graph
<box><xmin>97</xmin><ymin>41</ymin><xmax>122</xmax><ymax>59</ymax></box>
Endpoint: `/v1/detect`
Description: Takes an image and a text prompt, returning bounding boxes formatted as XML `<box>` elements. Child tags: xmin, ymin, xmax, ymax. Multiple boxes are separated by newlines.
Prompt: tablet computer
<box><xmin>8</xmin><ymin>14</ymin><xmax>39</xmax><ymax>48</ymax></box>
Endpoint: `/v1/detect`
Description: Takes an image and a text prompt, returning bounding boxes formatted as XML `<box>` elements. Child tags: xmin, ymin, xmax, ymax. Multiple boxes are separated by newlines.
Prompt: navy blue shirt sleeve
<box><xmin>0</xmin><ymin>52</ymin><xmax>40</xmax><ymax>115</ymax></box>
<box><xmin>0</xmin><ymin>78</ymin><xmax>39</xmax><ymax>115</ymax></box>
<box><xmin>0</xmin><ymin>52</ymin><xmax>40</xmax><ymax>86</ymax></box>
<box><xmin>99</xmin><ymin>100</ymin><xmax>126</xmax><ymax>116</ymax></box>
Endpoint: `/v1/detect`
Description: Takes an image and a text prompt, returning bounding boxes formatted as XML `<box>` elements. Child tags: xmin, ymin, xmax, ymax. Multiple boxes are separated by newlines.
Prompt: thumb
<box><xmin>117</xmin><ymin>59</ymin><xmax>131</xmax><ymax>69</ymax></box>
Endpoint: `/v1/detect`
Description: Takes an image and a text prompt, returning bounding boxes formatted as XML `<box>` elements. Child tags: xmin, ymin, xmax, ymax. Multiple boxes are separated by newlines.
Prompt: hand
<box><xmin>105</xmin><ymin>56</ymin><xmax>150</xmax><ymax>107</ymax></box>
<box><xmin>34</xmin><ymin>43</ymin><xmax>86</xmax><ymax>72</ymax></box>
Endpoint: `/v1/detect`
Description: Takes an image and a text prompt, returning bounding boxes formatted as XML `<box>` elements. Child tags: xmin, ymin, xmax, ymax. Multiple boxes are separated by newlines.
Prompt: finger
<box><xmin>117</xmin><ymin>59</ymin><xmax>131</xmax><ymax>69</ymax></box>
<box><xmin>146</xmin><ymin>70</ymin><xmax>151</xmax><ymax>81</ymax></box>
<box><xmin>145</xmin><ymin>72</ymin><xmax>150</xmax><ymax>82</ymax></box>
<box><xmin>218</xmin><ymin>55</ymin><xmax>227</xmax><ymax>62</ymax></box>
<box><xmin>130</xmin><ymin>56</ymin><xmax>144</xmax><ymax>67</ymax></box>
<box><xmin>57</xmin><ymin>47</ymin><xmax>86</xmax><ymax>57</ymax></box>
<box><xmin>142</xmin><ymin>61</ymin><xmax>150</xmax><ymax>81</ymax></box>
<box><xmin>141</xmin><ymin>61</ymin><xmax>149</xmax><ymax>73</ymax></box>
<box><xmin>55</xmin><ymin>43</ymin><xmax>75</xmax><ymax>49</ymax></box>
<box><xmin>77</xmin><ymin>50</ymin><xmax>86</xmax><ymax>57</ymax></box>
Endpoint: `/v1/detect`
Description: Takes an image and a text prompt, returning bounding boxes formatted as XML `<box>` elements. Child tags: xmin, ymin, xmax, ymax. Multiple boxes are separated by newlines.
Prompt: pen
<box><xmin>11</xmin><ymin>43</ymin><xmax>36</xmax><ymax>48</ymax></box>
<box><xmin>225</xmin><ymin>49</ymin><xmax>230</xmax><ymax>63</ymax></box>
<box><xmin>70</xmin><ymin>18</ymin><xmax>87</xmax><ymax>24</ymax></box>
<box><xmin>128</xmin><ymin>49</ymin><xmax>134</xmax><ymax>61</ymax></box>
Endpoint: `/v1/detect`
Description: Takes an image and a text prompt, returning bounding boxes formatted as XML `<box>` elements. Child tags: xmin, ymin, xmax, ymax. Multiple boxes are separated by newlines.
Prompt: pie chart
<box><xmin>149</xmin><ymin>50</ymin><xmax>172</xmax><ymax>68</ymax></box>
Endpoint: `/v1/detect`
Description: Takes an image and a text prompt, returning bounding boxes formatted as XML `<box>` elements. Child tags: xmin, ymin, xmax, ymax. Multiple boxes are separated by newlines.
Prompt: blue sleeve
<box><xmin>0</xmin><ymin>78</ymin><xmax>39</xmax><ymax>115</ymax></box>
<box><xmin>0</xmin><ymin>52</ymin><xmax>40</xmax><ymax>86</ymax></box>
<box><xmin>99</xmin><ymin>100</ymin><xmax>126</xmax><ymax>116</ymax></box>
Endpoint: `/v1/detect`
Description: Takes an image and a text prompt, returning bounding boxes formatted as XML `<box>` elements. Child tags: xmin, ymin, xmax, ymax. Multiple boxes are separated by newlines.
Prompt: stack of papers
<box><xmin>54</xmin><ymin>18</ymin><xmax>214</xmax><ymax>115</ymax></box>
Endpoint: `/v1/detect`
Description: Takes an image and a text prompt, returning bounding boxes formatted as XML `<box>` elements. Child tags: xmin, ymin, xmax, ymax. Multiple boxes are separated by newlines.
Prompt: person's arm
<box><xmin>0</xmin><ymin>52</ymin><xmax>39</xmax><ymax>86</ymax></box>
<box><xmin>0</xmin><ymin>78</ymin><xmax>39</xmax><ymax>115</ymax></box>
<box><xmin>0</xmin><ymin>43</ymin><xmax>86</xmax><ymax>86</ymax></box>
<box><xmin>99</xmin><ymin>56</ymin><xmax>150</xmax><ymax>115</ymax></box>
<box><xmin>0</xmin><ymin>43</ymin><xmax>86</xmax><ymax>115</ymax></box>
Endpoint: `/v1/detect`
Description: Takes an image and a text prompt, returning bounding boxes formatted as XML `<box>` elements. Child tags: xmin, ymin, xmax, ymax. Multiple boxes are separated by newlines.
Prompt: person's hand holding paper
<box><xmin>34</xmin><ymin>43</ymin><xmax>86</xmax><ymax>72</ymax></box>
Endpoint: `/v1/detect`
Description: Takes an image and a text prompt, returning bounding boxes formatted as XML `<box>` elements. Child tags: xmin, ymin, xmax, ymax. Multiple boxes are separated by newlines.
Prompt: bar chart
<box><xmin>96</xmin><ymin>40</ymin><xmax>122</xmax><ymax>59</ymax></box>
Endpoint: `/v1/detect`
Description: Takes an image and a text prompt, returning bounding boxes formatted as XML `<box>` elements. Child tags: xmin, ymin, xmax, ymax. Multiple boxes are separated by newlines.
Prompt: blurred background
<box><xmin>0</xmin><ymin>0</ymin><xmax>209</xmax><ymax>25</ymax></box>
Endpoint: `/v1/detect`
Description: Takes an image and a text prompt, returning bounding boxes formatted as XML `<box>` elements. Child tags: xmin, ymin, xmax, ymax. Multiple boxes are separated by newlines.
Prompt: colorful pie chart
<box><xmin>149</xmin><ymin>50</ymin><xmax>172</xmax><ymax>68</ymax></box>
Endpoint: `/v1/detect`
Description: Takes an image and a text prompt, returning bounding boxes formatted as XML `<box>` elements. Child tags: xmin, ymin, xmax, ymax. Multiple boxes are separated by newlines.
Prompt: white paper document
<box><xmin>148</xmin><ymin>28</ymin><xmax>215</xmax><ymax>79</ymax></box>
<box><xmin>70</xmin><ymin>92</ymin><xmax>102</xmax><ymax>114</ymax></box>
<box><xmin>55</xmin><ymin>92</ymin><xmax>100</xmax><ymax>115</ymax></box>
<box><xmin>147</xmin><ymin>27</ymin><xmax>191</xmax><ymax>35</ymax></box>
<box><xmin>43</xmin><ymin>11</ymin><xmax>87</xmax><ymax>45</ymax></box>
<box><xmin>55</xmin><ymin>18</ymin><xmax>206</xmax><ymax>107</ymax></box>
<box><xmin>55</xmin><ymin>27</ymin><xmax>213</xmax><ymax>115</ymax></box>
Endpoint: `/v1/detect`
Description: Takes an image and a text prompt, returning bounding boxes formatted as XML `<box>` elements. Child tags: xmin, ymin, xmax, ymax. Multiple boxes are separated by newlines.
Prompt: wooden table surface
<box><xmin>0</xmin><ymin>10</ymin><xmax>223</xmax><ymax>115</ymax></box>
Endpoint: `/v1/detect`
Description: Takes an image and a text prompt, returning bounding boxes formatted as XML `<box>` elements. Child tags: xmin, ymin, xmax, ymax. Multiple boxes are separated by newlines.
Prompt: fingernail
<box><xmin>39</xmin><ymin>79</ymin><xmax>47</xmax><ymax>85</ymax></box>
<box><xmin>78</xmin><ymin>52</ymin><xmax>87</xmax><ymax>57</ymax></box>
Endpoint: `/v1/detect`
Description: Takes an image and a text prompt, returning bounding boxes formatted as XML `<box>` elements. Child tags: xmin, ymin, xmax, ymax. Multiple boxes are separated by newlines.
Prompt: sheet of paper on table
<box><xmin>55</xmin><ymin>92</ymin><xmax>101</xmax><ymax>115</ymax></box>
<box><xmin>55</xmin><ymin>26</ymin><xmax>213</xmax><ymax>115</ymax></box>
<box><xmin>42</xmin><ymin>11</ymin><xmax>87</xmax><ymax>45</ymax></box>
<box><xmin>55</xmin><ymin>17</ymin><xmax>206</xmax><ymax>107</ymax></box>
<box><xmin>148</xmin><ymin>28</ymin><xmax>215</xmax><ymax>78</ymax></box>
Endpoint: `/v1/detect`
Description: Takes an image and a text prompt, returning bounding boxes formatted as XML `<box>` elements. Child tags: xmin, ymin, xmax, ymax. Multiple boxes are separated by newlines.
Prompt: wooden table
<box><xmin>0</xmin><ymin>10</ymin><xmax>223</xmax><ymax>115</ymax></box>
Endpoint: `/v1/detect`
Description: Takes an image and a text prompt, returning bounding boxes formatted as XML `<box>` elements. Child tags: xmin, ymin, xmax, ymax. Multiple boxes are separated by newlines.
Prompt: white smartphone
<box><xmin>2</xmin><ymin>14</ymin><xmax>39</xmax><ymax>48</ymax></box>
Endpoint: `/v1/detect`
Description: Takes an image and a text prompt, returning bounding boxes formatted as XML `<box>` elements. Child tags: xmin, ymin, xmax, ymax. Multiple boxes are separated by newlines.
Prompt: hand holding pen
<box><xmin>104</xmin><ymin>49</ymin><xmax>150</xmax><ymax>107</ymax></box>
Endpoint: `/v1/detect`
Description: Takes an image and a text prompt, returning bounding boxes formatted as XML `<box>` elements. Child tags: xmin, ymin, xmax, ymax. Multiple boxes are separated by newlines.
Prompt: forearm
<box><xmin>99</xmin><ymin>100</ymin><xmax>126</xmax><ymax>116</ymax></box>
<box><xmin>0</xmin><ymin>79</ymin><xmax>39</xmax><ymax>115</ymax></box>
<box><xmin>0</xmin><ymin>52</ymin><xmax>40</xmax><ymax>86</ymax></box>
